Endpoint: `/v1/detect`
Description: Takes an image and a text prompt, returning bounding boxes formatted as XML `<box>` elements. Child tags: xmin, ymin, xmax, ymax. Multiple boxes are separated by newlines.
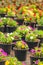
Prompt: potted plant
<box><xmin>16</xmin><ymin>25</ymin><xmax>32</xmax><ymax>41</ymax></box>
<box><xmin>33</xmin><ymin>29</ymin><xmax>43</xmax><ymax>43</ymax></box>
<box><xmin>7</xmin><ymin>31</ymin><xmax>22</xmax><ymax>50</ymax></box>
<box><xmin>0</xmin><ymin>7</ymin><xmax>6</xmax><ymax>17</ymax></box>
<box><xmin>25</xmin><ymin>32</ymin><xmax>40</xmax><ymax>50</ymax></box>
<box><xmin>0</xmin><ymin>33</ymin><xmax>13</xmax><ymax>54</ymax></box>
<box><xmin>0</xmin><ymin>19</ymin><xmax>5</xmax><ymax>32</ymax></box>
<box><xmin>2</xmin><ymin>18</ymin><xmax>18</xmax><ymax>33</ymax></box>
<box><xmin>0</xmin><ymin>48</ymin><xmax>7</xmax><ymax>65</ymax></box>
<box><xmin>36</xmin><ymin>17</ymin><xmax>43</xmax><ymax>30</ymax></box>
<box><xmin>5</xmin><ymin>57</ymin><xmax>24</xmax><ymax>65</ymax></box>
<box><xmin>30</xmin><ymin>46</ymin><xmax>43</xmax><ymax>65</ymax></box>
<box><xmin>13</xmin><ymin>40</ymin><xmax>29</xmax><ymax>61</ymax></box>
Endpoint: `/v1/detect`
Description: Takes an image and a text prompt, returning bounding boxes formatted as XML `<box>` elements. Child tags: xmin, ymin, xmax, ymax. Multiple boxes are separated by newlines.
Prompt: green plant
<box><xmin>37</xmin><ymin>17</ymin><xmax>43</xmax><ymax>26</ymax></box>
<box><xmin>7</xmin><ymin>31</ymin><xmax>22</xmax><ymax>41</ymax></box>
<box><xmin>16</xmin><ymin>25</ymin><xmax>32</xmax><ymax>36</ymax></box>
<box><xmin>5</xmin><ymin>57</ymin><xmax>22</xmax><ymax>65</ymax></box>
<box><xmin>30</xmin><ymin>46</ymin><xmax>43</xmax><ymax>57</ymax></box>
<box><xmin>25</xmin><ymin>32</ymin><xmax>37</xmax><ymax>42</ymax></box>
<box><xmin>0</xmin><ymin>32</ymin><xmax>13</xmax><ymax>44</ymax></box>
<box><xmin>7</xmin><ymin>18</ymin><xmax>18</xmax><ymax>27</ymax></box>
<box><xmin>0</xmin><ymin>8</ymin><xmax>6</xmax><ymax>14</ymax></box>
<box><xmin>0</xmin><ymin>19</ymin><xmax>4</xmax><ymax>27</ymax></box>
<box><xmin>15</xmin><ymin>40</ymin><xmax>28</xmax><ymax>49</ymax></box>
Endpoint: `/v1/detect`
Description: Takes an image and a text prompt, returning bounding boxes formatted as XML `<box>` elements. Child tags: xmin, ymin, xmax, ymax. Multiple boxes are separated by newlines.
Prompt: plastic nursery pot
<box><xmin>24</xmin><ymin>22</ymin><xmax>36</xmax><ymax>28</ymax></box>
<box><xmin>30</xmin><ymin>56</ymin><xmax>43</xmax><ymax>65</ymax></box>
<box><xmin>26</xmin><ymin>40</ymin><xmax>40</xmax><ymax>51</ymax></box>
<box><xmin>6</xmin><ymin>26</ymin><xmax>16</xmax><ymax>33</ymax></box>
<box><xmin>13</xmin><ymin>48</ymin><xmax>28</xmax><ymax>61</ymax></box>
<box><xmin>0</xmin><ymin>14</ymin><xmax>6</xmax><ymax>17</ymax></box>
<box><xmin>0</xmin><ymin>27</ymin><xmax>5</xmax><ymax>32</ymax></box>
<box><xmin>15</xmin><ymin>19</ymin><xmax>24</xmax><ymax>25</ymax></box>
<box><xmin>0</xmin><ymin>61</ymin><xmax>5</xmax><ymax>65</ymax></box>
<box><xmin>36</xmin><ymin>25</ymin><xmax>43</xmax><ymax>30</ymax></box>
<box><xmin>0</xmin><ymin>44</ymin><xmax>12</xmax><ymax>55</ymax></box>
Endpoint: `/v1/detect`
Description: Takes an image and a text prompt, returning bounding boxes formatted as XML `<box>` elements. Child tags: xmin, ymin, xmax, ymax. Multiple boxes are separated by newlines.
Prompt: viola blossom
<box><xmin>22</xmin><ymin>40</ymin><xmax>26</xmax><ymax>45</ymax></box>
<box><xmin>0</xmin><ymin>48</ymin><xmax>7</xmax><ymax>56</ymax></box>
<box><xmin>35</xmin><ymin>60</ymin><xmax>39</xmax><ymax>64</ymax></box>
<box><xmin>30</xmin><ymin>49</ymin><xmax>35</xmax><ymax>54</ymax></box>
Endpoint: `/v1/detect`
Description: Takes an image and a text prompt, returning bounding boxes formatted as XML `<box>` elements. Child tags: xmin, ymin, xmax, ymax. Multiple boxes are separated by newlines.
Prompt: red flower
<box><xmin>30</xmin><ymin>18</ymin><xmax>32</xmax><ymax>20</ymax></box>
<box><xmin>34</xmin><ymin>13</ymin><xmax>36</xmax><ymax>17</ymax></box>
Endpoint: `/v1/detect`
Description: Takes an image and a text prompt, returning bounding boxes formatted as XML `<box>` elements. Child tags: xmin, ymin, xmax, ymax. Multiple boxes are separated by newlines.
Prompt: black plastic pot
<box><xmin>24</xmin><ymin>22</ymin><xmax>36</xmax><ymax>28</ymax></box>
<box><xmin>36</xmin><ymin>25</ymin><xmax>43</xmax><ymax>30</ymax></box>
<box><xmin>13</xmin><ymin>48</ymin><xmax>28</xmax><ymax>61</ymax></box>
<box><xmin>0</xmin><ymin>44</ymin><xmax>12</xmax><ymax>55</ymax></box>
<box><xmin>0</xmin><ymin>61</ymin><xmax>5</xmax><ymax>65</ymax></box>
<box><xmin>0</xmin><ymin>27</ymin><xmax>4</xmax><ymax>32</ymax></box>
<box><xmin>30</xmin><ymin>56</ymin><xmax>43</xmax><ymax>65</ymax></box>
<box><xmin>15</xmin><ymin>19</ymin><xmax>24</xmax><ymax>25</ymax></box>
<box><xmin>6</xmin><ymin>26</ymin><xmax>16</xmax><ymax>33</ymax></box>
<box><xmin>26</xmin><ymin>41</ymin><xmax>39</xmax><ymax>50</ymax></box>
<box><xmin>0</xmin><ymin>14</ymin><xmax>6</xmax><ymax>17</ymax></box>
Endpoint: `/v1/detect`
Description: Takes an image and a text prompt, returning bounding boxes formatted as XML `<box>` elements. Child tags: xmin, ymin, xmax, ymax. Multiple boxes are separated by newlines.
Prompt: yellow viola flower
<box><xmin>22</xmin><ymin>45</ymin><xmax>25</xmax><ymax>49</ymax></box>
<box><xmin>5</xmin><ymin>60</ymin><xmax>9</xmax><ymax>65</ymax></box>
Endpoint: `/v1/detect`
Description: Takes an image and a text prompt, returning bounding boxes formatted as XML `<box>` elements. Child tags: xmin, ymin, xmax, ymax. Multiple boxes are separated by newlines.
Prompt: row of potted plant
<box><xmin>0</xmin><ymin>48</ymin><xmax>25</xmax><ymax>65</ymax></box>
<box><xmin>0</xmin><ymin>4</ymin><xmax>43</xmax><ymax>27</ymax></box>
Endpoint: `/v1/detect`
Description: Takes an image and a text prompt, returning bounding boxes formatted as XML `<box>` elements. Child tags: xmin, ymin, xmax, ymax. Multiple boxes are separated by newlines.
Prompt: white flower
<box><xmin>30</xmin><ymin>36</ymin><xmax>33</xmax><ymax>40</ymax></box>
<box><xmin>11</xmin><ymin>37</ymin><xmax>14</xmax><ymax>40</ymax></box>
<box><xmin>7</xmin><ymin>33</ymin><xmax>9</xmax><ymax>36</ymax></box>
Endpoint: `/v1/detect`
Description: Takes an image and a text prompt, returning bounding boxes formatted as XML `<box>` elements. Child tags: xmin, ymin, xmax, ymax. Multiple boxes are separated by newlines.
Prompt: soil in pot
<box><xmin>0</xmin><ymin>27</ymin><xmax>5</xmax><ymax>32</ymax></box>
<box><xmin>13</xmin><ymin>48</ymin><xmax>28</xmax><ymax>61</ymax></box>
<box><xmin>0</xmin><ymin>44</ymin><xmax>12</xmax><ymax>55</ymax></box>
<box><xmin>0</xmin><ymin>61</ymin><xmax>5</xmax><ymax>65</ymax></box>
<box><xmin>30</xmin><ymin>56</ymin><xmax>43</xmax><ymax>65</ymax></box>
<box><xmin>6</xmin><ymin>26</ymin><xmax>16</xmax><ymax>33</ymax></box>
<box><xmin>36</xmin><ymin>25</ymin><xmax>43</xmax><ymax>30</ymax></box>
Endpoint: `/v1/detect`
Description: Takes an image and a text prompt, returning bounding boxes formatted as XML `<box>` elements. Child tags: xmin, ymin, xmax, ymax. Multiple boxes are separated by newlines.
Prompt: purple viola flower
<box><xmin>35</xmin><ymin>60</ymin><xmax>39</xmax><ymax>64</ymax></box>
<box><xmin>2</xmin><ymin>51</ymin><xmax>7</xmax><ymax>56</ymax></box>
<box><xmin>30</xmin><ymin>49</ymin><xmax>35</xmax><ymax>54</ymax></box>
<box><xmin>22</xmin><ymin>40</ymin><xmax>26</xmax><ymax>45</ymax></box>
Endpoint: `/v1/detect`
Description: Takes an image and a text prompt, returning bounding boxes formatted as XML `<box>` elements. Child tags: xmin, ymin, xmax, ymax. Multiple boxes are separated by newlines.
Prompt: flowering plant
<box><xmin>5</xmin><ymin>57</ymin><xmax>23</xmax><ymax>65</ymax></box>
<box><xmin>0</xmin><ymin>48</ymin><xmax>7</xmax><ymax>61</ymax></box>
<box><xmin>2</xmin><ymin>18</ymin><xmax>18</xmax><ymax>27</ymax></box>
<box><xmin>16</xmin><ymin>25</ymin><xmax>32</xmax><ymax>36</ymax></box>
<box><xmin>25</xmin><ymin>32</ymin><xmax>37</xmax><ymax>42</ymax></box>
<box><xmin>0</xmin><ymin>32</ymin><xmax>13</xmax><ymax>44</ymax></box>
<box><xmin>30</xmin><ymin>46</ymin><xmax>43</xmax><ymax>57</ymax></box>
<box><xmin>34</xmin><ymin>60</ymin><xmax>43</xmax><ymax>65</ymax></box>
<box><xmin>14</xmin><ymin>41</ymin><xmax>28</xmax><ymax>49</ymax></box>
<box><xmin>7</xmin><ymin>31</ymin><xmax>22</xmax><ymax>41</ymax></box>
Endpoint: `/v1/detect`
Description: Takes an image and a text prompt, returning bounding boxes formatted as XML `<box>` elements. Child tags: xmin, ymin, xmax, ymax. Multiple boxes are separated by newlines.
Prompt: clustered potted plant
<box><xmin>30</xmin><ymin>45</ymin><xmax>43</xmax><ymax>65</ymax></box>
<box><xmin>25</xmin><ymin>32</ymin><xmax>39</xmax><ymax>50</ymax></box>
<box><xmin>13</xmin><ymin>40</ymin><xmax>29</xmax><ymax>61</ymax></box>
<box><xmin>0</xmin><ymin>32</ymin><xmax>13</xmax><ymax>54</ymax></box>
<box><xmin>2</xmin><ymin>17</ymin><xmax>18</xmax><ymax>33</ymax></box>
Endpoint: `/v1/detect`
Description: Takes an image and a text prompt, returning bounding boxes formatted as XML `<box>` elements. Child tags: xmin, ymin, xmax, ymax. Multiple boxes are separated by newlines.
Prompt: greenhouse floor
<box><xmin>11</xmin><ymin>50</ymin><xmax>31</xmax><ymax>65</ymax></box>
